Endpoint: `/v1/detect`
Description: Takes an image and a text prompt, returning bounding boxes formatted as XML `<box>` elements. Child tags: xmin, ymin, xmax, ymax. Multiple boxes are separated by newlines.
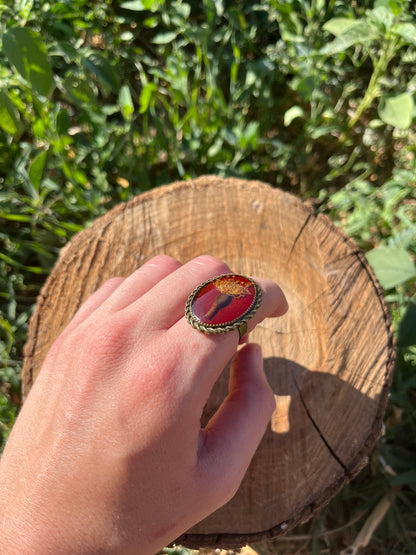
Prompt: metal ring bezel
<box><xmin>185</xmin><ymin>273</ymin><xmax>262</xmax><ymax>335</ymax></box>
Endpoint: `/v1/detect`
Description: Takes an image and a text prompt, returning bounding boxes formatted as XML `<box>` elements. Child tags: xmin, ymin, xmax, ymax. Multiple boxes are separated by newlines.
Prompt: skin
<box><xmin>0</xmin><ymin>255</ymin><xmax>288</xmax><ymax>554</ymax></box>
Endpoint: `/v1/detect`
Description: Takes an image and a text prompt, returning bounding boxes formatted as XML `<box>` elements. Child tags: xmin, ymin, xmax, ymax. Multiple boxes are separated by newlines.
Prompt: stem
<box><xmin>348</xmin><ymin>36</ymin><xmax>399</xmax><ymax>129</ymax></box>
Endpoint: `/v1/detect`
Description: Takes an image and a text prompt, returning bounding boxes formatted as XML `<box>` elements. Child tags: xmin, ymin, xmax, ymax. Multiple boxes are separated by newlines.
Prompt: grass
<box><xmin>1</xmin><ymin>0</ymin><xmax>415</xmax><ymax>552</ymax></box>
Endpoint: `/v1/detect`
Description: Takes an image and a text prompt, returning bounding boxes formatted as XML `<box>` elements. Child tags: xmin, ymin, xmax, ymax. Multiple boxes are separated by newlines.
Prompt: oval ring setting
<box><xmin>185</xmin><ymin>273</ymin><xmax>262</xmax><ymax>340</ymax></box>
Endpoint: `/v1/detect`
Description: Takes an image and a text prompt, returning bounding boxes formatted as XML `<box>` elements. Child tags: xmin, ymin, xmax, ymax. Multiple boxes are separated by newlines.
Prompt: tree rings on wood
<box><xmin>22</xmin><ymin>176</ymin><xmax>395</xmax><ymax>549</ymax></box>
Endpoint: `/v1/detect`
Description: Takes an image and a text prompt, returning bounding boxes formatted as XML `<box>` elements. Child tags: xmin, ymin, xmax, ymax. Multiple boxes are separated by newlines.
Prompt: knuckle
<box><xmin>89</xmin><ymin>319</ymin><xmax>133</xmax><ymax>358</ymax></box>
<box><xmin>101</xmin><ymin>276</ymin><xmax>125</xmax><ymax>289</ymax></box>
<box><xmin>146</xmin><ymin>254</ymin><xmax>181</xmax><ymax>267</ymax></box>
<box><xmin>190</xmin><ymin>255</ymin><xmax>231</xmax><ymax>276</ymax></box>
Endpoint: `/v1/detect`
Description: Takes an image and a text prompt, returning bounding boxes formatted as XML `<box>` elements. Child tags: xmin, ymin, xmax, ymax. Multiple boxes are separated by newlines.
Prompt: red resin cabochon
<box><xmin>191</xmin><ymin>275</ymin><xmax>256</xmax><ymax>326</ymax></box>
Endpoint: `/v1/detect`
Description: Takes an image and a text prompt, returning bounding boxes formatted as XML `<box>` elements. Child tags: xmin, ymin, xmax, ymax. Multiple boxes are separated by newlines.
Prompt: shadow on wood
<box><xmin>22</xmin><ymin>176</ymin><xmax>395</xmax><ymax>548</ymax></box>
<box><xmin>182</xmin><ymin>359</ymin><xmax>382</xmax><ymax>547</ymax></box>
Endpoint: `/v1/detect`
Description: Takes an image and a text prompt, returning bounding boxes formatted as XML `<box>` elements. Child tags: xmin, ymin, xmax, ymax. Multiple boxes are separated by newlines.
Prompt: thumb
<box><xmin>197</xmin><ymin>343</ymin><xmax>275</xmax><ymax>506</ymax></box>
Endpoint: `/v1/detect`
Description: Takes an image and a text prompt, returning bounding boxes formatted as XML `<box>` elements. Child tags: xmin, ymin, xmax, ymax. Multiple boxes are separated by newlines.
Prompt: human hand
<box><xmin>0</xmin><ymin>255</ymin><xmax>288</xmax><ymax>555</ymax></box>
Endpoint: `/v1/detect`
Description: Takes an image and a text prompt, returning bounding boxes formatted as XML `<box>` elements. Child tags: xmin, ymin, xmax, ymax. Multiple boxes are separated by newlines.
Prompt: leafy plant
<box><xmin>366</xmin><ymin>246</ymin><xmax>415</xmax><ymax>290</ymax></box>
<box><xmin>322</xmin><ymin>2</ymin><xmax>416</xmax><ymax>129</ymax></box>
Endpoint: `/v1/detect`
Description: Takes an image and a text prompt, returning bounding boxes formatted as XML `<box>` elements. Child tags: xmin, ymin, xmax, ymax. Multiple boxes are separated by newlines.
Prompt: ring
<box><xmin>185</xmin><ymin>274</ymin><xmax>262</xmax><ymax>340</ymax></box>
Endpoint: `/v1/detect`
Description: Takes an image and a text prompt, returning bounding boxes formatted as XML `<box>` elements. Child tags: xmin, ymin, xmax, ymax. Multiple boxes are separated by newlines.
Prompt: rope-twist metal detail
<box><xmin>185</xmin><ymin>274</ymin><xmax>262</xmax><ymax>336</ymax></box>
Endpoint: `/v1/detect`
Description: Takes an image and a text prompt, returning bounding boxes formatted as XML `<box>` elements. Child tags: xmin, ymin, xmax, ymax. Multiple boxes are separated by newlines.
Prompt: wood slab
<box><xmin>22</xmin><ymin>176</ymin><xmax>395</xmax><ymax>548</ymax></box>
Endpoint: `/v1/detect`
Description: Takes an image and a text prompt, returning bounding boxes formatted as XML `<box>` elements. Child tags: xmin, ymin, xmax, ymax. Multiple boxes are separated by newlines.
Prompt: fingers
<box><xmin>126</xmin><ymin>255</ymin><xmax>288</xmax><ymax>334</ymax></box>
<box><xmin>245</xmin><ymin>276</ymin><xmax>289</xmax><ymax>329</ymax></box>
<box><xmin>124</xmin><ymin>255</ymin><xmax>232</xmax><ymax>327</ymax></box>
<box><xmin>64</xmin><ymin>254</ymin><xmax>288</xmax><ymax>399</ymax></box>
<box><xmin>60</xmin><ymin>277</ymin><xmax>125</xmax><ymax>335</ymax></box>
<box><xmin>196</xmin><ymin>344</ymin><xmax>275</xmax><ymax>501</ymax></box>
<box><xmin>101</xmin><ymin>255</ymin><xmax>182</xmax><ymax>312</ymax></box>
<box><xmin>61</xmin><ymin>255</ymin><xmax>183</xmax><ymax>335</ymax></box>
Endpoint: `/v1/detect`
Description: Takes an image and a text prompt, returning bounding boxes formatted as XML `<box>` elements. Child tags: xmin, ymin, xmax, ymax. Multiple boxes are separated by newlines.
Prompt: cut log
<box><xmin>22</xmin><ymin>176</ymin><xmax>395</xmax><ymax>548</ymax></box>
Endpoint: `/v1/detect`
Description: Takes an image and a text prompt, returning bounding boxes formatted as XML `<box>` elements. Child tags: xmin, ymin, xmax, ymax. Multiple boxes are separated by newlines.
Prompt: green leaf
<box><xmin>284</xmin><ymin>106</ymin><xmax>304</xmax><ymax>126</ymax></box>
<box><xmin>368</xmin><ymin>7</ymin><xmax>395</xmax><ymax>31</ymax></box>
<box><xmin>62</xmin><ymin>72</ymin><xmax>97</xmax><ymax>105</ymax></box>
<box><xmin>279</xmin><ymin>9</ymin><xmax>303</xmax><ymax>41</ymax></box>
<box><xmin>53</xmin><ymin>41</ymin><xmax>79</xmax><ymax>61</ymax></box>
<box><xmin>0</xmin><ymin>91</ymin><xmax>22</xmax><ymax>135</ymax></box>
<box><xmin>320</xmin><ymin>22</ymin><xmax>376</xmax><ymax>55</ymax></box>
<box><xmin>366</xmin><ymin>247</ymin><xmax>416</xmax><ymax>289</ymax></box>
<box><xmin>378</xmin><ymin>93</ymin><xmax>414</xmax><ymax>129</ymax></box>
<box><xmin>0</xmin><ymin>253</ymin><xmax>43</xmax><ymax>274</ymax></box>
<box><xmin>3</xmin><ymin>28</ymin><xmax>54</xmax><ymax>96</ymax></box>
<box><xmin>398</xmin><ymin>300</ymin><xmax>416</xmax><ymax>348</ymax></box>
<box><xmin>239</xmin><ymin>121</ymin><xmax>259</xmax><ymax>148</ymax></box>
<box><xmin>120</xmin><ymin>0</ymin><xmax>163</xmax><ymax>11</ymax></box>
<box><xmin>118</xmin><ymin>85</ymin><xmax>134</xmax><ymax>121</ymax></box>
<box><xmin>56</xmin><ymin>108</ymin><xmax>71</xmax><ymax>135</ymax></box>
<box><xmin>394</xmin><ymin>22</ymin><xmax>416</xmax><ymax>46</ymax></box>
<box><xmin>17</xmin><ymin>0</ymin><xmax>34</xmax><ymax>21</ymax></box>
<box><xmin>121</xmin><ymin>0</ymin><xmax>146</xmax><ymax>9</ymax></box>
<box><xmin>83</xmin><ymin>53</ymin><xmax>120</xmax><ymax>94</ymax></box>
<box><xmin>152</xmin><ymin>31</ymin><xmax>178</xmax><ymax>44</ymax></box>
<box><xmin>32</xmin><ymin>117</ymin><xmax>46</xmax><ymax>139</ymax></box>
<box><xmin>29</xmin><ymin>150</ymin><xmax>48</xmax><ymax>191</ymax></box>
<box><xmin>292</xmin><ymin>75</ymin><xmax>316</xmax><ymax>101</ymax></box>
<box><xmin>139</xmin><ymin>82</ymin><xmax>157</xmax><ymax>113</ymax></box>
<box><xmin>0</xmin><ymin>212</ymin><xmax>33</xmax><ymax>223</ymax></box>
<box><xmin>323</xmin><ymin>18</ymin><xmax>363</xmax><ymax>37</ymax></box>
<box><xmin>374</xmin><ymin>0</ymin><xmax>402</xmax><ymax>16</ymax></box>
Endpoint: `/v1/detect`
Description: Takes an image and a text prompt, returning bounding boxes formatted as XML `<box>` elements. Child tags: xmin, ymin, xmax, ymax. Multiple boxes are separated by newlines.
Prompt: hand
<box><xmin>0</xmin><ymin>255</ymin><xmax>288</xmax><ymax>555</ymax></box>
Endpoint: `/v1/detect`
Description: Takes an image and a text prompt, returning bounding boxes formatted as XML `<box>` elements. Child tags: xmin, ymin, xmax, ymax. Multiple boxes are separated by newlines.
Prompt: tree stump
<box><xmin>22</xmin><ymin>176</ymin><xmax>395</xmax><ymax>549</ymax></box>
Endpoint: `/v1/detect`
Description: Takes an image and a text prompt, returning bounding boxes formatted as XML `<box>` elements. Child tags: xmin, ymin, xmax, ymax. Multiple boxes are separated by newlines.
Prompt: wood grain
<box><xmin>22</xmin><ymin>176</ymin><xmax>395</xmax><ymax>548</ymax></box>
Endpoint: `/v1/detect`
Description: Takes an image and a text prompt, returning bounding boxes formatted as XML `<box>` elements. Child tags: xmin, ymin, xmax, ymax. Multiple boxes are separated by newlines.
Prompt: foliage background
<box><xmin>0</xmin><ymin>0</ymin><xmax>415</xmax><ymax>553</ymax></box>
